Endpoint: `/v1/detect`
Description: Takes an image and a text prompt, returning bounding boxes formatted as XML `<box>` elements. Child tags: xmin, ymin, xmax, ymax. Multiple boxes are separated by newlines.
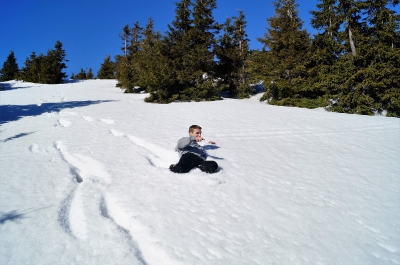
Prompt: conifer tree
<box><xmin>183</xmin><ymin>0</ymin><xmax>219</xmax><ymax>100</ymax></box>
<box><xmin>258</xmin><ymin>0</ymin><xmax>312</xmax><ymax>106</ymax></box>
<box><xmin>40</xmin><ymin>40</ymin><xmax>68</xmax><ymax>84</ymax></box>
<box><xmin>361</xmin><ymin>0</ymin><xmax>400</xmax><ymax>116</ymax></box>
<box><xmin>116</xmin><ymin>22</ymin><xmax>143</xmax><ymax>91</ymax></box>
<box><xmin>87</xmin><ymin>68</ymin><xmax>94</xmax><ymax>79</ymax></box>
<box><xmin>76</xmin><ymin>68</ymin><xmax>87</xmax><ymax>79</ymax></box>
<box><xmin>137</xmin><ymin>18</ymin><xmax>173</xmax><ymax>93</ymax></box>
<box><xmin>146</xmin><ymin>0</ymin><xmax>193</xmax><ymax>102</ymax></box>
<box><xmin>146</xmin><ymin>0</ymin><xmax>220</xmax><ymax>102</ymax></box>
<box><xmin>97</xmin><ymin>55</ymin><xmax>115</xmax><ymax>79</ymax></box>
<box><xmin>308</xmin><ymin>0</ymin><xmax>343</xmax><ymax>100</ymax></box>
<box><xmin>215</xmin><ymin>11</ymin><xmax>251</xmax><ymax>98</ymax></box>
<box><xmin>0</xmin><ymin>51</ymin><xmax>19</xmax><ymax>81</ymax></box>
<box><xmin>19</xmin><ymin>52</ymin><xmax>43</xmax><ymax>83</ymax></box>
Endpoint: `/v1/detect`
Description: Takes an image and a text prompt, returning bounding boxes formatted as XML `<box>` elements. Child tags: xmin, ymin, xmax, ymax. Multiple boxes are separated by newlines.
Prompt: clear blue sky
<box><xmin>1</xmin><ymin>0</ymin><xmax>326</xmax><ymax>78</ymax></box>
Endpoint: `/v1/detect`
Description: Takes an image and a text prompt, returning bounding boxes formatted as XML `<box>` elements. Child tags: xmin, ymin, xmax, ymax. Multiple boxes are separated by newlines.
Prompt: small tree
<box><xmin>215</xmin><ymin>10</ymin><xmax>251</xmax><ymax>98</ymax></box>
<box><xmin>87</xmin><ymin>68</ymin><xmax>94</xmax><ymax>79</ymax></box>
<box><xmin>97</xmin><ymin>55</ymin><xmax>115</xmax><ymax>79</ymax></box>
<box><xmin>75</xmin><ymin>68</ymin><xmax>87</xmax><ymax>79</ymax></box>
<box><xmin>258</xmin><ymin>0</ymin><xmax>312</xmax><ymax>106</ymax></box>
<box><xmin>0</xmin><ymin>51</ymin><xmax>19</xmax><ymax>81</ymax></box>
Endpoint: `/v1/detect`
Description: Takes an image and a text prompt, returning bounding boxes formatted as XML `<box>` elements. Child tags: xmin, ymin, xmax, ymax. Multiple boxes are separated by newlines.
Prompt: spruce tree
<box><xmin>0</xmin><ymin>51</ymin><xmax>19</xmax><ymax>81</ymax></box>
<box><xmin>215</xmin><ymin>11</ymin><xmax>251</xmax><ymax>98</ymax></box>
<box><xmin>87</xmin><ymin>68</ymin><xmax>94</xmax><ymax>79</ymax></box>
<box><xmin>361</xmin><ymin>0</ymin><xmax>400</xmax><ymax>116</ymax></box>
<box><xmin>19</xmin><ymin>52</ymin><xmax>42</xmax><ymax>83</ymax></box>
<box><xmin>116</xmin><ymin>22</ymin><xmax>143</xmax><ymax>91</ymax></box>
<box><xmin>43</xmin><ymin>40</ymin><xmax>68</xmax><ymax>84</ymax></box>
<box><xmin>258</xmin><ymin>0</ymin><xmax>312</xmax><ymax>106</ymax></box>
<box><xmin>147</xmin><ymin>0</ymin><xmax>220</xmax><ymax>102</ymax></box>
<box><xmin>137</xmin><ymin>18</ymin><xmax>173</xmax><ymax>93</ymax></box>
<box><xmin>308</xmin><ymin>0</ymin><xmax>343</xmax><ymax>101</ymax></box>
<box><xmin>183</xmin><ymin>0</ymin><xmax>219</xmax><ymax>101</ymax></box>
<box><xmin>148</xmin><ymin>0</ymin><xmax>193</xmax><ymax>102</ymax></box>
<box><xmin>76</xmin><ymin>68</ymin><xmax>87</xmax><ymax>79</ymax></box>
<box><xmin>97</xmin><ymin>55</ymin><xmax>116</xmax><ymax>79</ymax></box>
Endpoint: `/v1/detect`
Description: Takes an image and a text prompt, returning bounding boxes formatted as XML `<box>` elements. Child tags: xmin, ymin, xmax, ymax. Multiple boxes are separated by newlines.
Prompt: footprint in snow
<box><xmin>30</xmin><ymin>143</ymin><xmax>40</xmax><ymax>153</ymax></box>
<box><xmin>82</xmin><ymin>116</ymin><xmax>94</xmax><ymax>121</ymax></box>
<box><xmin>110</xmin><ymin>129</ymin><xmax>124</xmax><ymax>137</ymax></box>
<box><xmin>100</xmin><ymin>119</ymin><xmax>115</xmax><ymax>124</ymax></box>
<box><xmin>58</xmin><ymin>118</ymin><xmax>72</xmax><ymax>127</ymax></box>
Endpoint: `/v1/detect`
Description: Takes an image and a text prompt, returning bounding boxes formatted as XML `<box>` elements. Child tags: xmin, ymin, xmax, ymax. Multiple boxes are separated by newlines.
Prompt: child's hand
<box><xmin>195</xmin><ymin>136</ymin><xmax>204</xmax><ymax>142</ymax></box>
<box><xmin>208</xmin><ymin>141</ymin><xmax>216</xmax><ymax>145</ymax></box>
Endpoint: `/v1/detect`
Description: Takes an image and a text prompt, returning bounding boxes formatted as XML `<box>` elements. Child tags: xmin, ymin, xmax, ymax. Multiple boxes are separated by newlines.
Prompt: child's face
<box><xmin>189</xmin><ymin>128</ymin><xmax>202</xmax><ymax>138</ymax></box>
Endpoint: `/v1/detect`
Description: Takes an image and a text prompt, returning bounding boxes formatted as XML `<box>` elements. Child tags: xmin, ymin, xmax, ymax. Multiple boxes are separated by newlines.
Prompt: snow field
<box><xmin>0</xmin><ymin>79</ymin><xmax>399</xmax><ymax>265</ymax></box>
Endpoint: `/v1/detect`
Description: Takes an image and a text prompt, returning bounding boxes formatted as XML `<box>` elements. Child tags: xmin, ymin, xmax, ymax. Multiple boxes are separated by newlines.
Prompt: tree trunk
<box><xmin>348</xmin><ymin>27</ymin><xmax>356</xmax><ymax>56</ymax></box>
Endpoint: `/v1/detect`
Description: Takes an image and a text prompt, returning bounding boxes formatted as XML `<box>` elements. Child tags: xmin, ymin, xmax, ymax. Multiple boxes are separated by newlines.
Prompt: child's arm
<box><xmin>176</xmin><ymin>136</ymin><xmax>195</xmax><ymax>149</ymax></box>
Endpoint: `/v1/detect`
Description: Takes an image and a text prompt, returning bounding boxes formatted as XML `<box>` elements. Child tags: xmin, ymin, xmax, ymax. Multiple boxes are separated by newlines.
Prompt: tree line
<box><xmin>2</xmin><ymin>0</ymin><xmax>399</xmax><ymax>116</ymax></box>
<box><xmin>97</xmin><ymin>0</ymin><xmax>398</xmax><ymax>116</ymax></box>
<box><xmin>0</xmin><ymin>40</ymin><xmax>68</xmax><ymax>84</ymax></box>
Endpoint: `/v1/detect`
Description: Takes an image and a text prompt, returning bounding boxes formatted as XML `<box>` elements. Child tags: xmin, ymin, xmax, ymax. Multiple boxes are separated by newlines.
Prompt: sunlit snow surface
<box><xmin>0</xmin><ymin>80</ymin><xmax>399</xmax><ymax>265</ymax></box>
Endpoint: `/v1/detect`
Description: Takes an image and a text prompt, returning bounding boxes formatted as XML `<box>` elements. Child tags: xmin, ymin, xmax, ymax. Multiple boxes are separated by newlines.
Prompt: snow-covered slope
<box><xmin>1</xmin><ymin>80</ymin><xmax>399</xmax><ymax>265</ymax></box>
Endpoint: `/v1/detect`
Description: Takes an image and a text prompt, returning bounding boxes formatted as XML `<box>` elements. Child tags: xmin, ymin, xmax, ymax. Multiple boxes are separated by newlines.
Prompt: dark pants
<box><xmin>170</xmin><ymin>153</ymin><xmax>218</xmax><ymax>174</ymax></box>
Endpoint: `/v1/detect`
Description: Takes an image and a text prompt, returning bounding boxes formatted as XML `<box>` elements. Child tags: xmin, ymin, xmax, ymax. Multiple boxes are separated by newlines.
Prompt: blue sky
<box><xmin>1</xmin><ymin>0</ymin><xmax>329</xmax><ymax>77</ymax></box>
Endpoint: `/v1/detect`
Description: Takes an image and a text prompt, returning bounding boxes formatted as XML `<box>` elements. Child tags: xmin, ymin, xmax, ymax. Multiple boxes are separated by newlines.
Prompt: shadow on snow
<box><xmin>0</xmin><ymin>100</ymin><xmax>116</xmax><ymax>125</ymax></box>
<box><xmin>0</xmin><ymin>132</ymin><xmax>35</xmax><ymax>142</ymax></box>
<box><xmin>0</xmin><ymin>210</ymin><xmax>27</xmax><ymax>225</ymax></box>
<box><xmin>0</xmin><ymin>206</ymin><xmax>52</xmax><ymax>226</ymax></box>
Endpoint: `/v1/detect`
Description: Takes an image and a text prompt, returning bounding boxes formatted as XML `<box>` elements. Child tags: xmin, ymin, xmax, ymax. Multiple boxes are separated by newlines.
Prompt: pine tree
<box><xmin>115</xmin><ymin>22</ymin><xmax>143</xmax><ymax>91</ymax></box>
<box><xmin>41</xmin><ymin>40</ymin><xmax>68</xmax><ymax>84</ymax></box>
<box><xmin>147</xmin><ymin>0</ymin><xmax>193</xmax><ymax>102</ymax></box>
<box><xmin>215</xmin><ymin>10</ymin><xmax>251</xmax><ymax>98</ymax></box>
<box><xmin>137</xmin><ymin>18</ymin><xmax>173</xmax><ymax>93</ymax></box>
<box><xmin>76</xmin><ymin>68</ymin><xmax>87</xmax><ymax>79</ymax></box>
<box><xmin>308</xmin><ymin>0</ymin><xmax>343</xmax><ymax>101</ymax></box>
<box><xmin>20</xmin><ymin>40</ymin><xmax>68</xmax><ymax>84</ymax></box>
<box><xmin>258</xmin><ymin>0</ymin><xmax>312</xmax><ymax>106</ymax></box>
<box><xmin>183</xmin><ymin>0</ymin><xmax>219</xmax><ymax>101</ymax></box>
<box><xmin>361</xmin><ymin>0</ymin><xmax>400</xmax><ymax>116</ymax></box>
<box><xmin>87</xmin><ymin>68</ymin><xmax>94</xmax><ymax>79</ymax></box>
<box><xmin>19</xmin><ymin>52</ymin><xmax>43</xmax><ymax>83</ymax></box>
<box><xmin>146</xmin><ymin>0</ymin><xmax>220</xmax><ymax>102</ymax></box>
<box><xmin>97</xmin><ymin>55</ymin><xmax>115</xmax><ymax>79</ymax></box>
<box><xmin>0</xmin><ymin>51</ymin><xmax>19</xmax><ymax>81</ymax></box>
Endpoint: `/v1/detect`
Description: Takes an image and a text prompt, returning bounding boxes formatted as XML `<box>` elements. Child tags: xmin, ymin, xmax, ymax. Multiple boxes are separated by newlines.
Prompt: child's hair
<box><xmin>189</xmin><ymin>125</ymin><xmax>202</xmax><ymax>133</ymax></box>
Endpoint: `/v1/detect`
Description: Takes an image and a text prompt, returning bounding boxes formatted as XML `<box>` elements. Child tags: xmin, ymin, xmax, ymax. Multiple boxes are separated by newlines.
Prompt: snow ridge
<box><xmin>54</xmin><ymin>140</ymin><xmax>181</xmax><ymax>264</ymax></box>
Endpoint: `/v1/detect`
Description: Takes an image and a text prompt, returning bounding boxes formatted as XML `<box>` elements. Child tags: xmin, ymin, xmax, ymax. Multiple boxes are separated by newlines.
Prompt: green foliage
<box><xmin>87</xmin><ymin>68</ymin><xmax>94</xmax><ymax>79</ymax></box>
<box><xmin>306</xmin><ymin>0</ymin><xmax>400</xmax><ymax>116</ymax></box>
<box><xmin>257</xmin><ymin>0</ymin><xmax>312</xmax><ymax>104</ymax></box>
<box><xmin>111</xmin><ymin>0</ymin><xmax>399</xmax><ymax>116</ymax></box>
<box><xmin>115</xmin><ymin>22</ymin><xmax>143</xmax><ymax>91</ymax></box>
<box><xmin>0</xmin><ymin>51</ymin><xmax>19</xmax><ymax>81</ymax></box>
<box><xmin>97</xmin><ymin>55</ymin><xmax>116</xmax><ymax>79</ymax></box>
<box><xmin>74</xmin><ymin>68</ymin><xmax>87</xmax><ymax>79</ymax></box>
<box><xmin>215</xmin><ymin>11</ymin><xmax>252</xmax><ymax>98</ymax></box>
<box><xmin>18</xmin><ymin>40</ymin><xmax>68</xmax><ymax>84</ymax></box>
<box><xmin>250</xmin><ymin>0</ymin><xmax>399</xmax><ymax>117</ymax></box>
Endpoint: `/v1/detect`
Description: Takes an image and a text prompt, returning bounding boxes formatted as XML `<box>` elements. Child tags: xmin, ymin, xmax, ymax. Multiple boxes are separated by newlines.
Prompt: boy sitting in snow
<box><xmin>170</xmin><ymin>125</ymin><xmax>218</xmax><ymax>174</ymax></box>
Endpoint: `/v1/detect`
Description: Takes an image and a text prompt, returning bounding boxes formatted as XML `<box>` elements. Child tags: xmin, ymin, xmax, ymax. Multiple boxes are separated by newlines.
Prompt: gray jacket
<box><xmin>175</xmin><ymin>136</ymin><xmax>208</xmax><ymax>160</ymax></box>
